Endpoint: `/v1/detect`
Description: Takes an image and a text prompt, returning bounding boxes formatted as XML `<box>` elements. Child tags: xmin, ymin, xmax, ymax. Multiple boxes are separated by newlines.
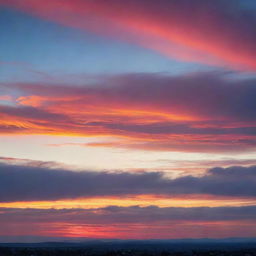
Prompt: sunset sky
<box><xmin>0</xmin><ymin>0</ymin><xmax>256</xmax><ymax>241</ymax></box>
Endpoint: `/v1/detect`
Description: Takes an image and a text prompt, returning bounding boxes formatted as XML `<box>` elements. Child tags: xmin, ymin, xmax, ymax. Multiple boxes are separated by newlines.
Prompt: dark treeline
<box><xmin>0</xmin><ymin>247</ymin><xmax>256</xmax><ymax>256</ymax></box>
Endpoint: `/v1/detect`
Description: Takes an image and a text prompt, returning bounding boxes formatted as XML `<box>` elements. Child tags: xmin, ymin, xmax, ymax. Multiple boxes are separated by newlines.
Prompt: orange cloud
<box><xmin>1</xmin><ymin>72</ymin><xmax>256</xmax><ymax>152</ymax></box>
<box><xmin>1</xmin><ymin>194</ymin><xmax>255</xmax><ymax>210</ymax></box>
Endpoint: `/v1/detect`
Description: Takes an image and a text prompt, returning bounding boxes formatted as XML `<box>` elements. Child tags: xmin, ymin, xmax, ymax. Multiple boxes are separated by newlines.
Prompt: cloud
<box><xmin>0</xmin><ymin>162</ymin><xmax>255</xmax><ymax>202</ymax></box>
<box><xmin>1</xmin><ymin>0</ymin><xmax>256</xmax><ymax>70</ymax></box>
<box><xmin>1</xmin><ymin>72</ymin><xmax>256</xmax><ymax>152</ymax></box>
<box><xmin>0</xmin><ymin>95</ymin><xmax>12</xmax><ymax>101</ymax></box>
<box><xmin>10</xmin><ymin>72</ymin><xmax>256</xmax><ymax>122</ymax></box>
<box><xmin>0</xmin><ymin>105</ymin><xmax>68</xmax><ymax>122</ymax></box>
<box><xmin>0</xmin><ymin>205</ymin><xmax>255</xmax><ymax>239</ymax></box>
<box><xmin>1</xmin><ymin>205</ymin><xmax>256</xmax><ymax>223</ymax></box>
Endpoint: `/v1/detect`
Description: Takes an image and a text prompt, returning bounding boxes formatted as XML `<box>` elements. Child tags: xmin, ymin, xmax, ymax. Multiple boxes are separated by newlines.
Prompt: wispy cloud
<box><xmin>1</xmin><ymin>0</ymin><xmax>256</xmax><ymax>70</ymax></box>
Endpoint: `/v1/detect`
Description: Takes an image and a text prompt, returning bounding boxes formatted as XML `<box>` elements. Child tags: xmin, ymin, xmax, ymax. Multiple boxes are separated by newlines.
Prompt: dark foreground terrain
<box><xmin>1</xmin><ymin>240</ymin><xmax>256</xmax><ymax>256</ymax></box>
<box><xmin>1</xmin><ymin>247</ymin><xmax>256</xmax><ymax>256</ymax></box>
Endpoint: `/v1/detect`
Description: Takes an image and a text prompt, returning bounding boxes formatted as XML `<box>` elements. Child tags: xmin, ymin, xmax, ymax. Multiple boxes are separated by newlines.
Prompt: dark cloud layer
<box><xmin>0</xmin><ymin>163</ymin><xmax>255</xmax><ymax>202</ymax></box>
<box><xmin>94</xmin><ymin>72</ymin><xmax>256</xmax><ymax>122</ymax></box>
<box><xmin>14</xmin><ymin>72</ymin><xmax>256</xmax><ymax>121</ymax></box>
<box><xmin>1</xmin><ymin>205</ymin><xmax>256</xmax><ymax>239</ymax></box>
<box><xmin>0</xmin><ymin>205</ymin><xmax>256</xmax><ymax>223</ymax></box>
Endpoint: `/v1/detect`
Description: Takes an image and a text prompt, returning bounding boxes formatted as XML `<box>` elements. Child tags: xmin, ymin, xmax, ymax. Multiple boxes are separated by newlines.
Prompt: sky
<box><xmin>0</xmin><ymin>0</ymin><xmax>256</xmax><ymax>241</ymax></box>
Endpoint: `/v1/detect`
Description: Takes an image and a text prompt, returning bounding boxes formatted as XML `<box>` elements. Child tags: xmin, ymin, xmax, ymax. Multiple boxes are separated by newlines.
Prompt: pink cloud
<box><xmin>1</xmin><ymin>0</ymin><xmax>256</xmax><ymax>70</ymax></box>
